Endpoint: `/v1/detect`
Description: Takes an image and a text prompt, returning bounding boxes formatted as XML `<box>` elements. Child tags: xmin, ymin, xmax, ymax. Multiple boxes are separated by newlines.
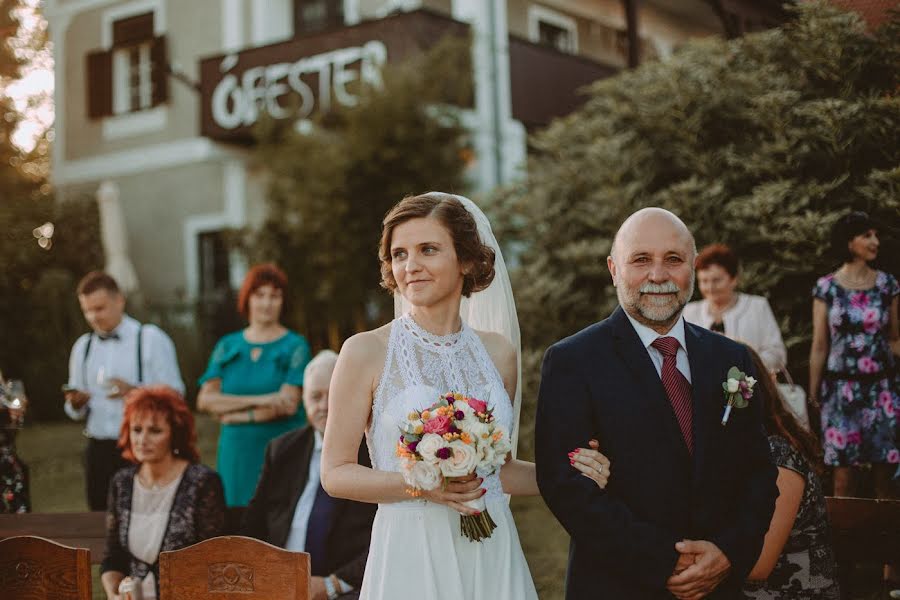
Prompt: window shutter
<box><xmin>113</xmin><ymin>12</ymin><xmax>154</xmax><ymax>46</ymax></box>
<box><xmin>86</xmin><ymin>49</ymin><xmax>113</xmax><ymax>119</ymax></box>
<box><xmin>150</xmin><ymin>35</ymin><xmax>169</xmax><ymax>107</ymax></box>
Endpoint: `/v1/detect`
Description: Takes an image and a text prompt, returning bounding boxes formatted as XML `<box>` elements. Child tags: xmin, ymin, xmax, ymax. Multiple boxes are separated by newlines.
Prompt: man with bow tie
<box><xmin>64</xmin><ymin>271</ymin><xmax>184</xmax><ymax>510</ymax></box>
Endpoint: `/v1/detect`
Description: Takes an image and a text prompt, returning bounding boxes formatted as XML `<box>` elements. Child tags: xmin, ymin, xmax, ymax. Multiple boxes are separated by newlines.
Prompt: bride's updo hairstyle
<box><xmin>380</xmin><ymin>193</ymin><xmax>496</xmax><ymax>297</ymax></box>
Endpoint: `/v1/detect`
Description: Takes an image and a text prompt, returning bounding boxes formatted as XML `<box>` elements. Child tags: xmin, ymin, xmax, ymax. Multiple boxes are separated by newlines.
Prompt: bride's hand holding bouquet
<box><xmin>397</xmin><ymin>392</ymin><xmax>512</xmax><ymax>541</ymax></box>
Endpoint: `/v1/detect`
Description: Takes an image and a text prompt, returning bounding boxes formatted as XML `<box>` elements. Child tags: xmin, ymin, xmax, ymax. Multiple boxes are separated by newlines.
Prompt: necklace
<box><xmin>838</xmin><ymin>268</ymin><xmax>873</xmax><ymax>288</ymax></box>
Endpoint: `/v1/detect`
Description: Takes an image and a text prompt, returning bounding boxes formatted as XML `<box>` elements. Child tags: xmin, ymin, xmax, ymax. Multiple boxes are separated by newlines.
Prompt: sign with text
<box><xmin>210</xmin><ymin>41</ymin><xmax>387</xmax><ymax>131</ymax></box>
<box><xmin>199</xmin><ymin>10</ymin><xmax>470</xmax><ymax>142</ymax></box>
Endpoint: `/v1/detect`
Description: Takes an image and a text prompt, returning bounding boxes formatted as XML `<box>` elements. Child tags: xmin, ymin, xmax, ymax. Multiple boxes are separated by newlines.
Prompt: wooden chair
<box><xmin>159</xmin><ymin>535</ymin><xmax>310</xmax><ymax>600</ymax></box>
<box><xmin>0</xmin><ymin>535</ymin><xmax>91</xmax><ymax>599</ymax></box>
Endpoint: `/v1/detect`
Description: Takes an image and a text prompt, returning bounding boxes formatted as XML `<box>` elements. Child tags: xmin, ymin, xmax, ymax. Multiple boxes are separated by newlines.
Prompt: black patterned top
<box><xmin>101</xmin><ymin>463</ymin><xmax>226</xmax><ymax>588</ymax></box>
<box><xmin>742</xmin><ymin>436</ymin><xmax>840</xmax><ymax>599</ymax></box>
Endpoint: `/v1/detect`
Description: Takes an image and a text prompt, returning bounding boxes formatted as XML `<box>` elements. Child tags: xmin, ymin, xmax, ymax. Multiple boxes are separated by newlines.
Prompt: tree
<box><xmin>243</xmin><ymin>35</ymin><xmax>473</xmax><ymax>349</ymax></box>
<box><xmin>494</xmin><ymin>2</ymin><xmax>900</xmax><ymax>457</ymax></box>
<box><xmin>0</xmin><ymin>0</ymin><xmax>102</xmax><ymax>420</ymax></box>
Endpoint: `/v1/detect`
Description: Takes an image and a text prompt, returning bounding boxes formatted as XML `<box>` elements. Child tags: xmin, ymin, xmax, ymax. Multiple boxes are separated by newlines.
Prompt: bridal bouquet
<box><xmin>396</xmin><ymin>392</ymin><xmax>511</xmax><ymax>541</ymax></box>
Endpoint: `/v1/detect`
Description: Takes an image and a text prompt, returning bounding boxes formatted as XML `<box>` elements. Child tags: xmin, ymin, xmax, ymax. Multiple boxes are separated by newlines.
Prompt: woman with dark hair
<box><xmin>742</xmin><ymin>346</ymin><xmax>840</xmax><ymax>599</ymax></box>
<box><xmin>101</xmin><ymin>386</ymin><xmax>225</xmax><ymax>600</ymax></box>
<box><xmin>198</xmin><ymin>263</ymin><xmax>311</xmax><ymax>506</ymax></box>
<box><xmin>321</xmin><ymin>193</ymin><xmax>610</xmax><ymax>599</ymax></box>
<box><xmin>809</xmin><ymin>211</ymin><xmax>899</xmax><ymax>497</ymax></box>
<box><xmin>683</xmin><ymin>243</ymin><xmax>787</xmax><ymax>372</ymax></box>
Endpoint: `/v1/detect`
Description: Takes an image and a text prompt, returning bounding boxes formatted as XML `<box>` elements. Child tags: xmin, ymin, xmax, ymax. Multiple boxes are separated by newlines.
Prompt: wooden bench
<box><xmin>0</xmin><ymin>507</ymin><xmax>246</xmax><ymax>564</ymax></box>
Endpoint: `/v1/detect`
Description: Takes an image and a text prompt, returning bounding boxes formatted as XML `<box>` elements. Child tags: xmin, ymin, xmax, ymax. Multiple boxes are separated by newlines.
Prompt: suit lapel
<box><xmin>273</xmin><ymin>430</ymin><xmax>316</xmax><ymax>548</ymax></box>
<box><xmin>684</xmin><ymin>323</ymin><xmax>721</xmax><ymax>493</ymax></box>
<box><xmin>610</xmin><ymin>307</ymin><xmax>691</xmax><ymax>463</ymax></box>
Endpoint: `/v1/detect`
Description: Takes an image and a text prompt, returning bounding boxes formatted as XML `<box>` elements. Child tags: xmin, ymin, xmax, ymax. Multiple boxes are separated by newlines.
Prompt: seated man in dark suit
<box><xmin>243</xmin><ymin>350</ymin><xmax>375</xmax><ymax>600</ymax></box>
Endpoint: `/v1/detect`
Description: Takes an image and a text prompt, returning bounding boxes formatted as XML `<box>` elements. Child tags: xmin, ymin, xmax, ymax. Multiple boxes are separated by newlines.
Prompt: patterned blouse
<box><xmin>101</xmin><ymin>463</ymin><xmax>226</xmax><ymax>590</ymax></box>
<box><xmin>742</xmin><ymin>436</ymin><xmax>840</xmax><ymax>599</ymax></box>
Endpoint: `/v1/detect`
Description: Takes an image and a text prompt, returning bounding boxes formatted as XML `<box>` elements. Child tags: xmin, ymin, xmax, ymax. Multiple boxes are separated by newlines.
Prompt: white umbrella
<box><xmin>96</xmin><ymin>180</ymin><xmax>140</xmax><ymax>296</ymax></box>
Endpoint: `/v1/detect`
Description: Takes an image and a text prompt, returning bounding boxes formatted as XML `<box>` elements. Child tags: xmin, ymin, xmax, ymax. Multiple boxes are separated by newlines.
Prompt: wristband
<box><xmin>323</xmin><ymin>575</ymin><xmax>337</xmax><ymax>599</ymax></box>
<box><xmin>248</xmin><ymin>408</ymin><xmax>254</xmax><ymax>423</ymax></box>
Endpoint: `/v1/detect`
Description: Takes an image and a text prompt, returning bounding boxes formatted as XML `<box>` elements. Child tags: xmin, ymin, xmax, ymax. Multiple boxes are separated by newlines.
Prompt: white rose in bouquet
<box><xmin>405</xmin><ymin>460</ymin><xmax>442</xmax><ymax>491</ymax></box>
<box><xmin>453</xmin><ymin>400</ymin><xmax>474</xmax><ymax>416</ymax></box>
<box><xmin>476</xmin><ymin>442</ymin><xmax>496</xmax><ymax>474</ymax></box>
<box><xmin>440</xmin><ymin>440</ymin><xmax>479</xmax><ymax>478</ymax></box>
<box><xmin>416</xmin><ymin>433</ymin><xmax>447</xmax><ymax>463</ymax></box>
<box><xmin>463</xmin><ymin>419</ymin><xmax>491</xmax><ymax>441</ymax></box>
<box><xmin>491</xmin><ymin>430</ymin><xmax>512</xmax><ymax>469</ymax></box>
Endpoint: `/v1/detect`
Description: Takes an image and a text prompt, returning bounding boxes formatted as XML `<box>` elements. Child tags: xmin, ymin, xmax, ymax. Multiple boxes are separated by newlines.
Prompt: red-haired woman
<box><xmin>101</xmin><ymin>386</ymin><xmax>225</xmax><ymax>600</ymax></box>
<box><xmin>198</xmin><ymin>264</ymin><xmax>311</xmax><ymax>506</ymax></box>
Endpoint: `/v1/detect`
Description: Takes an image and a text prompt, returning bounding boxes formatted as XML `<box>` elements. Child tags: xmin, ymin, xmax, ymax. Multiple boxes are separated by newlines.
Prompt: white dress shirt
<box><xmin>284</xmin><ymin>431</ymin><xmax>352</xmax><ymax>595</ymax></box>
<box><xmin>624</xmin><ymin>312</ymin><xmax>692</xmax><ymax>384</ymax></box>
<box><xmin>682</xmin><ymin>293</ymin><xmax>786</xmax><ymax>372</ymax></box>
<box><xmin>285</xmin><ymin>431</ymin><xmax>324</xmax><ymax>552</ymax></box>
<box><xmin>65</xmin><ymin>315</ymin><xmax>185</xmax><ymax>439</ymax></box>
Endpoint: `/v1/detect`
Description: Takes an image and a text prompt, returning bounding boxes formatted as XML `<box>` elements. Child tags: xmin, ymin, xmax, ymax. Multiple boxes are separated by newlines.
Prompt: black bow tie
<box><xmin>97</xmin><ymin>332</ymin><xmax>120</xmax><ymax>342</ymax></box>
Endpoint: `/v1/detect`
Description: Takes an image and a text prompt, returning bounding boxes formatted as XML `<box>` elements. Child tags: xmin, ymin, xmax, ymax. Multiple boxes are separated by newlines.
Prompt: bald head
<box><xmin>608</xmin><ymin>208</ymin><xmax>697</xmax><ymax>333</ymax></box>
<box><xmin>611</xmin><ymin>208</ymin><xmax>696</xmax><ymax>262</ymax></box>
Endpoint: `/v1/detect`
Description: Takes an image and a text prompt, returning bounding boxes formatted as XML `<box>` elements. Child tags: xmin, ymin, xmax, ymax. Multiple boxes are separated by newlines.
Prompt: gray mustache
<box><xmin>639</xmin><ymin>282</ymin><xmax>680</xmax><ymax>294</ymax></box>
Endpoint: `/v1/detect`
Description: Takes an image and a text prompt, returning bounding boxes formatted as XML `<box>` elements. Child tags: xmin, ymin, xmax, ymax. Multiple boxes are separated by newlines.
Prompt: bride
<box><xmin>321</xmin><ymin>192</ymin><xmax>610</xmax><ymax>599</ymax></box>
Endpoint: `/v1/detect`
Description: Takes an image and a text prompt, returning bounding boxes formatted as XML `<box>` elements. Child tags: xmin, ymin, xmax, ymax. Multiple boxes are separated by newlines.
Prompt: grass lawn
<box><xmin>14</xmin><ymin>417</ymin><xmax>570</xmax><ymax>598</ymax></box>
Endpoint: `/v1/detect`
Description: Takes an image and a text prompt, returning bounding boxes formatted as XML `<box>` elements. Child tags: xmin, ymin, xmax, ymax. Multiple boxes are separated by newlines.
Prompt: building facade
<box><xmin>47</xmin><ymin>0</ymin><xmax>781</xmax><ymax>307</ymax></box>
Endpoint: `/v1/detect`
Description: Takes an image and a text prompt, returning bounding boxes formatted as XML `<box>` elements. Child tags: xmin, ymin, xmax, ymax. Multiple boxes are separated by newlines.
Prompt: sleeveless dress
<box><xmin>360</xmin><ymin>314</ymin><xmax>538</xmax><ymax>599</ymax></box>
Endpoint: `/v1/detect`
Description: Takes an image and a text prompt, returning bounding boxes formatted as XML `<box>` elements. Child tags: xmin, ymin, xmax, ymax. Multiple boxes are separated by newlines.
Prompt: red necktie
<box><xmin>650</xmin><ymin>336</ymin><xmax>693</xmax><ymax>454</ymax></box>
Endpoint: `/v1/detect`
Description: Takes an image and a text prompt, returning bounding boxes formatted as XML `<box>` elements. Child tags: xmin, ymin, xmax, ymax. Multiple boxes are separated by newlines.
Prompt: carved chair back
<box><xmin>0</xmin><ymin>535</ymin><xmax>92</xmax><ymax>599</ymax></box>
<box><xmin>158</xmin><ymin>535</ymin><xmax>310</xmax><ymax>599</ymax></box>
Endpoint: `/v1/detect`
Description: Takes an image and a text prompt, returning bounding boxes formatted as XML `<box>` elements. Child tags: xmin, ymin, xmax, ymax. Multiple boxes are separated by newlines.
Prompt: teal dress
<box><xmin>199</xmin><ymin>330</ymin><xmax>311</xmax><ymax>506</ymax></box>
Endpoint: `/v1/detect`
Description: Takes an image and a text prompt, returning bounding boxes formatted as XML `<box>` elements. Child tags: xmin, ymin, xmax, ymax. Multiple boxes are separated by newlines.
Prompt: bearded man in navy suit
<box><xmin>535</xmin><ymin>208</ymin><xmax>778</xmax><ymax>600</ymax></box>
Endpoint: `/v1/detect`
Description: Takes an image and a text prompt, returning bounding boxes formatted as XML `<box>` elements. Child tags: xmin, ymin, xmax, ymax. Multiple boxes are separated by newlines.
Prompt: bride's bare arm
<box><xmin>321</xmin><ymin>332</ymin><xmax>409</xmax><ymax>503</ymax></box>
<box><xmin>321</xmin><ymin>331</ymin><xmax>485</xmax><ymax>512</ymax></box>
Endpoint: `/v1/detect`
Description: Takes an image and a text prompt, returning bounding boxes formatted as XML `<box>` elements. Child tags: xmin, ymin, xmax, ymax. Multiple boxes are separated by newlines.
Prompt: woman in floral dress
<box><xmin>809</xmin><ymin>211</ymin><xmax>899</xmax><ymax>499</ymax></box>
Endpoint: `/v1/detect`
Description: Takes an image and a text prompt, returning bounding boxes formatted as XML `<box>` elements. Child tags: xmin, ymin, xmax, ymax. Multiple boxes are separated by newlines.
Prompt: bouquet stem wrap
<box><xmin>460</xmin><ymin>497</ymin><xmax>497</xmax><ymax>542</ymax></box>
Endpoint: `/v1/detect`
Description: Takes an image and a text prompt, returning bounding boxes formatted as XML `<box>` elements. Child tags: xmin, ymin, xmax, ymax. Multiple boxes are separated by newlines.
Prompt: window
<box><xmin>538</xmin><ymin>21</ymin><xmax>574</xmax><ymax>53</ymax></box>
<box><xmin>113</xmin><ymin>41</ymin><xmax>153</xmax><ymax>114</ymax></box>
<box><xmin>294</xmin><ymin>0</ymin><xmax>344</xmax><ymax>35</ymax></box>
<box><xmin>528</xmin><ymin>5</ymin><xmax>578</xmax><ymax>54</ymax></box>
<box><xmin>86</xmin><ymin>11</ymin><xmax>168</xmax><ymax>119</ymax></box>
<box><xmin>198</xmin><ymin>231</ymin><xmax>232</xmax><ymax>299</ymax></box>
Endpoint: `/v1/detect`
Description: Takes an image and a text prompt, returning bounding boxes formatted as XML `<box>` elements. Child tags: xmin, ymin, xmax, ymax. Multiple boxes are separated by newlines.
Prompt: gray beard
<box><xmin>617</xmin><ymin>275</ymin><xmax>695</xmax><ymax>331</ymax></box>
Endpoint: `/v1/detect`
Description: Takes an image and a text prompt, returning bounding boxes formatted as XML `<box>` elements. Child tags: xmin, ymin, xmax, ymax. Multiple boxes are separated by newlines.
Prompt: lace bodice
<box><xmin>369</xmin><ymin>314</ymin><xmax>513</xmax><ymax>501</ymax></box>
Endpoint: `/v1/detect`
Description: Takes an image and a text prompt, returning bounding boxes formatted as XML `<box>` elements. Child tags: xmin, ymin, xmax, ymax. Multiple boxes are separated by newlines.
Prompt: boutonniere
<box><xmin>720</xmin><ymin>367</ymin><xmax>756</xmax><ymax>426</ymax></box>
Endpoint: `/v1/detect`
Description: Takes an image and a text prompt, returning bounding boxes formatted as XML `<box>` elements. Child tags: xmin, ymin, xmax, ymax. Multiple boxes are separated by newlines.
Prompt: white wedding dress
<box><xmin>360</xmin><ymin>314</ymin><xmax>538</xmax><ymax>599</ymax></box>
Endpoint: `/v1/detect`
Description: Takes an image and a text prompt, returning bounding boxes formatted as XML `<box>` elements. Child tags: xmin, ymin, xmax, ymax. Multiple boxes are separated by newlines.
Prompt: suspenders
<box><xmin>81</xmin><ymin>325</ymin><xmax>144</xmax><ymax>387</ymax></box>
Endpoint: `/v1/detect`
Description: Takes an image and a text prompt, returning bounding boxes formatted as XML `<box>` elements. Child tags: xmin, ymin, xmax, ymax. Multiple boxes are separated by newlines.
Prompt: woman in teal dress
<box><xmin>198</xmin><ymin>264</ymin><xmax>311</xmax><ymax>506</ymax></box>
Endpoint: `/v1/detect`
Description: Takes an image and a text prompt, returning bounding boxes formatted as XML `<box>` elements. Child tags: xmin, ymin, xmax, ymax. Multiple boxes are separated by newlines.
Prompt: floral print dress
<box><xmin>813</xmin><ymin>271</ymin><xmax>899</xmax><ymax>466</ymax></box>
<box><xmin>0</xmin><ymin>425</ymin><xmax>29</xmax><ymax>513</ymax></box>
<box><xmin>742</xmin><ymin>436</ymin><xmax>840</xmax><ymax>599</ymax></box>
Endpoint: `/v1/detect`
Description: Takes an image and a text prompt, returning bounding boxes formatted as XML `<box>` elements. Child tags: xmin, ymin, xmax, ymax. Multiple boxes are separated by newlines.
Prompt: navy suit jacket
<box><xmin>535</xmin><ymin>307</ymin><xmax>778</xmax><ymax>599</ymax></box>
<box><xmin>241</xmin><ymin>427</ymin><xmax>376</xmax><ymax>592</ymax></box>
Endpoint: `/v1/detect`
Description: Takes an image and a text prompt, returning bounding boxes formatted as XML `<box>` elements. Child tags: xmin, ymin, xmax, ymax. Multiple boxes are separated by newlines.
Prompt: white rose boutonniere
<box><xmin>721</xmin><ymin>367</ymin><xmax>756</xmax><ymax>426</ymax></box>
